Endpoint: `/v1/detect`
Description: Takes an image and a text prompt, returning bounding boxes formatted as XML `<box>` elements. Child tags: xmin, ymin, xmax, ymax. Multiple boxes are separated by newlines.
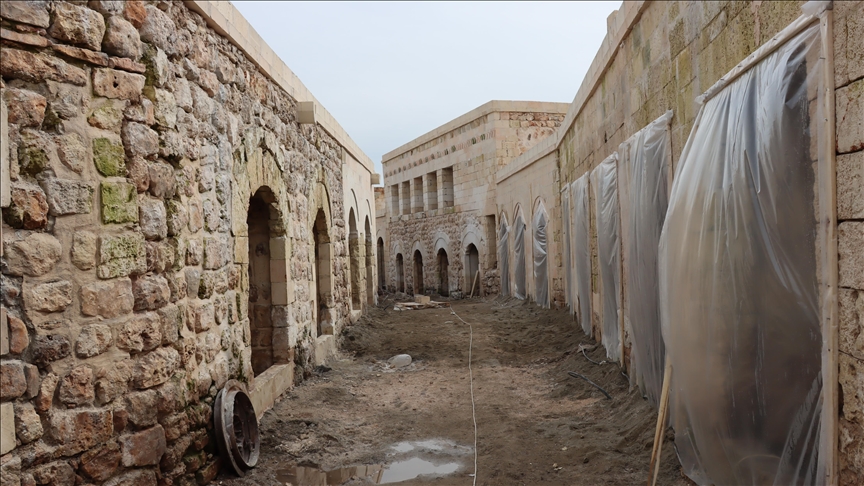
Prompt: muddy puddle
<box><xmin>276</xmin><ymin>439</ymin><xmax>470</xmax><ymax>485</ymax></box>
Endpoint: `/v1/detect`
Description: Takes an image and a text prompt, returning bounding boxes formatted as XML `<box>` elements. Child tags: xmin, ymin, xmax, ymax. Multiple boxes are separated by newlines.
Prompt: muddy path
<box><xmin>220</xmin><ymin>298</ymin><xmax>694</xmax><ymax>485</ymax></box>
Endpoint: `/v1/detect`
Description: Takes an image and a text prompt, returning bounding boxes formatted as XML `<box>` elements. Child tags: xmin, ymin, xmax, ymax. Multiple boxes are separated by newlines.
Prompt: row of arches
<box><xmin>380</xmin><ymin>240</ymin><xmax>481</xmax><ymax>297</ymax></box>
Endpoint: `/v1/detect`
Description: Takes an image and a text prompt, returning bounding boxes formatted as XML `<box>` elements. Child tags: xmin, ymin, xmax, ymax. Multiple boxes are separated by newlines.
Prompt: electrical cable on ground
<box><xmin>449</xmin><ymin>306</ymin><xmax>478</xmax><ymax>486</ymax></box>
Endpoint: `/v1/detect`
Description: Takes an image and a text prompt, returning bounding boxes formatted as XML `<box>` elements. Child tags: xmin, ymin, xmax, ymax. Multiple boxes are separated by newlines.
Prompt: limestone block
<box><xmin>31</xmin><ymin>334</ymin><xmax>71</xmax><ymax>365</ymax></box>
<box><xmin>0</xmin><ymin>48</ymin><xmax>87</xmax><ymax>86</ymax></box>
<box><xmin>93</xmin><ymin>360</ymin><xmax>131</xmax><ymax>405</ymax></box>
<box><xmin>152</xmin><ymin>88</ymin><xmax>176</xmax><ymax>128</ymax></box>
<box><xmin>838</xmin><ymin>150</ymin><xmax>864</xmax><ymax>220</ymax></box>
<box><xmin>40</xmin><ymin>178</ymin><xmax>94</xmax><ymax>215</ymax></box>
<box><xmin>76</xmin><ymin>323</ymin><xmax>113</xmax><ymax>358</ymax></box>
<box><xmin>56</xmin><ymin>132</ymin><xmax>86</xmax><ymax>173</ymax></box>
<box><xmin>3</xmin><ymin>232</ymin><xmax>61</xmax><ymax>276</ymax></box>
<box><xmin>139</xmin><ymin>4</ymin><xmax>177</xmax><ymax>55</ymax></box>
<box><xmin>837</xmin><ymin>79</ymin><xmax>864</xmax><ymax>154</ymax></box>
<box><xmin>138</xmin><ymin>196</ymin><xmax>167</xmax><ymax>240</ymax></box>
<box><xmin>17</xmin><ymin>128</ymin><xmax>55</xmax><ymax>177</ymax></box>
<box><xmin>58</xmin><ymin>365</ymin><xmax>95</xmax><ymax>407</ymax></box>
<box><xmin>7</xmin><ymin>314</ymin><xmax>29</xmax><ymax>355</ymax></box>
<box><xmin>2</xmin><ymin>182</ymin><xmax>49</xmax><ymax>229</ymax></box>
<box><xmin>117</xmin><ymin>312</ymin><xmax>161</xmax><ymax>352</ymax></box>
<box><xmin>35</xmin><ymin>372</ymin><xmax>58</xmax><ymax>411</ymax></box>
<box><xmin>203</xmin><ymin>235</ymin><xmax>229</xmax><ymax>270</ymax></box>
<box><xmin>122</xmin><ymin>121</ymin><xmax>159</xmax><ymax>158</ymax></box>
<box><xmin>835</xmin><ymin>2</ymin><xmax>864</xmax><ymax>88</ymax></box>
<box><xmin>3</xmin><ymin>88</ymin><xmax>47</xmax><ymax>127</ymax></box>
<box><xmin>166</xmin><ymin>200</ymin><xmax>187</xmax><ymax>237</ymax></box>
<box><xmin>839</xmin><ymin>222</ymin><xmax>864</xmax><ymax>289</ymax></box>
<box><xmin>71</xmin><ymin>230</ymin><xmax>97</xmax><ymax>270</ymax></box>
<box><xmin>98</xmin><ymin>232</ymin><xmax>146</xmax><ymax>279</ymax></box>
<box><xmin>92</xmin><ymin>137</ymin><xmax>125</xmax><ymax>176</ymax></box>
<box><xmin>0</xmin><ymin>360</ymin><xmax>26</xmax><ymax>399</ymax></box>
<box><xmin>131</xmin><ymin>346</ymin><xmax>179</xmax><ymax>389</ymax></box>
<box><xmin>48</xmin><ymin>2</ymin><xmax>106</xmax><ymax>50</ymax></box>
<box><xmin>92</xmin><ymin>68</ymin><xmax>145</xmax><ymax>101</ymax></box>
<box><xmin>88</xmin><ymin>101</ymin><xmax>124</xmax><ymax>131</ymax></box>
<box><xmin>148</xmin><ymin>161</ymin><xmax>175</xmax><ymax>199</ymax></box>
<box><xmin>142</xmin><ymin>45</ymin><xmax>170</xmax><ymax>88</ymax></box>
<box><xmin>123</xmin><ymin>389</ymin><xmax>158</xmax><ymax>427</ymax></box>
<box><xmin>126</xmin><ymin>156</ymin><xmax>149</xmax><ymax>192</ymax></box>
<box><xmin>0</xmin><ymin>402</ymin><xmax>14</xmax><ymax>455</ymax></box>
<box><xmin>78</xmin><ymin>440</ymin><xmax>121</xmax><ymax>482</ymax></box>
<box><xmin>0</xmin><ymin>1</ymin><xmax>49</xmax><ymax>28</ymax></box>
<box><xmin>23</xmin><ymin>280</ymin><xmax>73</xmax><ymax>313</ymax></box>
<box><xmin>186</xmin><ymin>238</ymin><xmax>202</xmax><ymax>265</ymax></box>
<box><xmin>132</xmin><ymin>274</ymin><xmax>170</xmax><ymax>311</ymax></box>
<box><xmin>189</xmin><ymin>300</ymin><xmax>214</xmax><ymax>333</ymax></box>
<box><xmin>157</xmin><ymin>304</ymin><xmax>183</xmax><ymax>346</ymax></box>
<box><xmin>188</xmin><ymin>197</ymin><xmax>203</xmax><ymax>232</ymax></box>
<box><xmin>100</xmin><ymin>181</ymin><xmax>138</xmax><ymax>224</ymax></box>
<box><xmin>840</xmin><ymin>354</ymin><xmax>864</xmax><ymax>424</ymax></box>
<box><xmin>49</xmin><ymin>408</ymin><xmax>113</xmax><ymax>456</ymax></box>
<box><xmin>840</xmin><ymin>288</ymin><xmax>864</xmax><ymax>360</ymax></box>
<box><xmin>80</xmin><ymin>278</ymin><xmax>133</xmax><ymax>319</ymax></box>
<box><xmin>102</xmin><ymin>16</ymin><xmax>141</xmax><ymax>60</ymax></box>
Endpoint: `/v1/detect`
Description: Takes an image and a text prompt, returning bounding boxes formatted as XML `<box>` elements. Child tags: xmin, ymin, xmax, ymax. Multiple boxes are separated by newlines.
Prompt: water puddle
<box><xmin>276</xmin><ymin>439</ymin><xmax>469</xmax><ymax>485</ymax></box>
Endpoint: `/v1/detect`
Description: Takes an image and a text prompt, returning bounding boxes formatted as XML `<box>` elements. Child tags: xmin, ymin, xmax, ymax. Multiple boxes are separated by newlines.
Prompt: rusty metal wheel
<box><xmin>214</xmin><ymin>380</ymin><xmax>260</xmax><ymax>476</ymax></box>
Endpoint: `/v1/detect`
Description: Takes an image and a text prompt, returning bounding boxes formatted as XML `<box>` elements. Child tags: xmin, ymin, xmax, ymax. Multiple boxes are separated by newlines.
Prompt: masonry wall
<box><xmin>0</xmin><ymin>1</ymin><xmax>376</xmax><ymax>484</ymax></box>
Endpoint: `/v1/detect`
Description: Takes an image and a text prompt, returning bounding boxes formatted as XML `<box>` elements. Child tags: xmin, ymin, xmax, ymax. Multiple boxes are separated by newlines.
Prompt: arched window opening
<box><xmin>437</xmin><ymin>248</ymin><xmax>449</xmax><ymax>296</ymax></box>
<box><xmin>377</xmin><ymin>238</ymin><xmax>385</xmax><ymax>291</ymax></box>
<box><xmin>413</xmin><ymin>250</ymin><xmax>424</xmax><ymax>294</ymax></box>
<box><xmin>312</xmin><ymin>208</ymin><xmax>333</xmax><ymax>336</ymax></box>
<box><xmin>348</xmin><ymin>208</ymin><xmax>361</xmax><ymax>308</ymax></box>
<box><xmin>396</xmin><ymin>253</ymin><xmax>405</xmax><ymax>292</ymax></box>
<box><xmin>248</xmin><ymin>187</ymin><xmax>281</xmax><ymax>376</ymax></box>
<box><xmin>365</xmin><ymin>217</ymin><xmax>374</xmax><ymax>305</ymax></box>
<box><xmin>465</xmin><ymin>244</ymin><xmax>480</xmax><ymax>297</ymax></box>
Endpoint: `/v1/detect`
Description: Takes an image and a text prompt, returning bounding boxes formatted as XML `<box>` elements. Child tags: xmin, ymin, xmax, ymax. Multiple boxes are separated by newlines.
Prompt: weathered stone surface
<box><xmin>88</xmin><ymin>101</ymin><xmax>124</xmax><ymax>130</ymax></box>
<box><xmin>138</xmin><ymin>196</ymin><xmax>167</xmax><ymax>240</ymax></box>
<box><xmin>23</xmin><ymin>363</ymin><xmax>40</xmax><ymax>399</ymax></box>
<box><xmin>93</xmin><ymin>360</ymin><xmax>131</xmax><ymax>405</ymax></box>
<box><xmin>59</xmin><ymin>365</ymin><xmax>94</xmax><ymax>407</ymax></box>
<box><xmin>48</xmin><ymin>2</ymin><xmax>105</xmax><ymax>50</ymax></box>
<box><xmin>14</xmin><ymin>402</ymin><xmax>43</xmax><ymax>444</ymax></box>
<box><xmin>186</xmin><ymin>238</ymin><xmax>203</xmax><ymax>266</ymax></box>
<box><xmin>203</xmin><ymin>235</ymin><xmax>229</xmax><ymax>270</ymax></box>
<box><xmin>102</xmin><ymin>16</ymin><xmax>141</xmax><ymax>59</ymax></box>
<box><xmin>0</xmin><ymin>360</ymin><xmax>27</xmax><ymax>399</ymax></box>
<box><xmin>840</xmin><ymin>354</ymin><xmax>864</xmax><ymax>423</ymax></box>
<box><xmin>124</xmin><ymin>97</ymin><xmax>155</xmax><ymax>125</ymax></box>
<box><xmin>40</xmin><ymin>178</ymin><xmax>93</xmax><ymax>215</ymax></box>
<box><xmin>0</xmin><ymin>402</ymin><xmax>14</xmax><ymax>455</ymax></box>
<box><xmin>35</xmin><ymin>372</ymin><xmax>58</xmax><ymax>412</ymax></box>
<box><xmin>142</xmin><ymin>45</ymin><xmax>170</xmax><ymax>89</ymax></box>
<box><xmin>23</xmin><ymin>280</ymin><xmax>73</xmax><ymax>313</ymax></box>
<box><xmin>2</xmin><ymin>25</ymin><xmax>49</xmax><ymax>48</ymax></box>
<box><xmin>70</xmin><ymin>230</ymin><xmax>97</xmax><ymax>271</ymax></box>
<box><xmin>92</xmin><ymin>137</ymin><xmax>125</xmax><ymax>176</ymax></box>
<box><xmin>840</xmin><ymin>222</ymin><xmax>864</xmax><ymax>290</ymax></box>
<box><xmin>103</xmin><ymin>469</ymin><xmax>156</xmax><ymax>486</ymax></box>
<box><xmin>31</xmin><ymin>460</ymin><xmax>75</xmax><ymax>486</ymax></box>
<box><xmin>101</xmin><ymin>181</ymin><xmax>138</xmax><ymax>224</ymax></box>
<box><xmin>98</xmin><ymin>233</ymin><xmax>146</xmax><ymax>279</ymax></box>
<box><xmin>147</xmin><ymin>161</ymin><xmax>175</xmax><ymax>199</ymax></box>
<box><xmin>173</xmin><ymin>76</ymin><xmax>193</xmax><ymax>112</ymax></box>
<box><xmin>31</xmin><ymin>334</ymin><xmax>71</xmax><ymax>365</ymax></box>
<box><xmin>152</xmin><ymin>88</ymin><xmax>176</xmax><ymax>128</ymax></box>
<box><xmin>49</xmin><ymin>408</ymin><xmax>113</xmax><ymax>455</ymax></box>
<box><xmin>189</xmin><ymin>300</ymin><xmax>214</xmax><ymax>333</ymax></box>
<box><xmin>197</xmin><ymin>459</ymin><xmax>220</xmax><ymax>485</ymax></box>
<box><xmin>165</xmin><ymin>200</ymin><xmax>188</xmax><ymax>237</ymax></box>
<box><xmin>8</xmin><ymin>315</ymin><xmax>29</xmax><ymax>355</ymax></box>
<box><xmin>837</xmin><ymin>79</ymin><xmax>863</xmax><ymax>154</ymax></box>
<box><xmin>157</xmin><ymin>304</ymin><xmax>183</xmax><ymax>346</ymax></box>
<box><xmin>2</xmin><ymin>182</ymin><xmax>49</xmax><ymax>230</ymax></box>
<box><xmin>16</xmin><ymin>128</ymin><xmax>54</xmax><ymax>176</ymax></box>
<box><xmin>197</xmin><ymin>164</ymin><xmax>214</xmax><ymax>193</ymax></box>
<box><xmin>132</xmin><ymin>275</ymin><xmax>170</xmax><ymax>311</ymax></box>
<box><xmin>123</xmin><ymin>388</ymin><xmax>157</xmax><ymax>427</ymax></box>
<box><xmin>131</xmin><ymin>346</ymin><xmax>179</xmax><ymax>389</ymax></box>
<box><xmin>52</xmin><ymin>43</ymin><xmax>109</xmax><ymax>67</ymax></box>
<box><xmin>117</xmin><ymin>312</ymin><xmax>161</xmax><ymax>353</ymax></box>
<box><xmin>126</xmin><ymin>156</ymin><xmax>150</xmax><ymax>193</ymax></box>
<box><xmin>3</xmin><ymin>232</ymin><xmax>62</xmax><ymax>277</ymax></box>
<box><xmin>3</xmin><ymin>88</ymin><xmax>47</xmax><ymax>127</ymax></box>
<box><xmin>0</xmin><ymin>452</ymin><xmax>22</xmax><ymax>485</ymax></box>
<box><xmin>122</xmin><ymin>121</ymin><xmax>159</xmax><ymax>158</ymax></box>
<box><xmin>838</xmin><ymin>150</ymin><xmax>864</xmax><ymax>220</ymax></box>
<box><xmin>81</xmin><ymin>278</ymin><xmax>135</xmax><ymax>319</ymax></box>
<box><xmin>92</xmin><ymin>68</ymin><xmax>145</xmax><ymax>101</ymax></box>
<box><xmin>166</xmin><ymin>270</ymin><xmax>187</xmax><ymax>303</ymax></box>
<box><xmin>840</xmin><ymin>289</ymin><xmax>864</xmax><ymax>360</ymax></box>
<box><xmin>76</xmin><ymin>324</ymin><xmax>113</xmax><ymax>358</ymax></box>
<box><xmin>79</xmin><ymin>440</ymin><xmax>121</xmax><ymax>481</ymax></box>
<box><xmin>0</xmin><ymin>48</ymin><xmax>87</xmax><ymax>86</ymax></box>
<box><xmin>139</xmin><ymin>4</ymin><xmax>176</xmax><ymax>55</ymax></box>
<box><xmin>56</xmin><ymin>132</ymin><xmax>86</xmax><ymax>173</ymax></box>
<box><xmin>188</xmin><ymin>197</ymin><xmax>204</xmax><ymax>233</ymax></box>
<box><xmin>0</xmin><ymin>1</ymin><xmax>49</xmax><ymax>28</ymax></box>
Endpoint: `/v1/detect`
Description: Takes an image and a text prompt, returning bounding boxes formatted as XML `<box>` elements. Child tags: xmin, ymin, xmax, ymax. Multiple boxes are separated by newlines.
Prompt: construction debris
<box><xmin>393</xmin><ymin>300</ymin><xmax>451</xmax><ymax>311</ymax></box>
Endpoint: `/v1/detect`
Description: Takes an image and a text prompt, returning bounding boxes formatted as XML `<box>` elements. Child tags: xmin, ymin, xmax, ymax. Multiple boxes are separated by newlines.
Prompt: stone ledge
<box><xmin>248</xmin><ymin>362</ymin><xmax>293</xmax><ymax>419</ymax></box>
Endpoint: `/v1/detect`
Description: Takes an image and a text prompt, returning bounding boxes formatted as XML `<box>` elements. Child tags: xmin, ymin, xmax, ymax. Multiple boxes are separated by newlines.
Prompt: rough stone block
<box><xmin>76</xmin><ymin>323</ymin><xmax>113</xmax><ymax>358</ymax></box>
<box><xmin>79</xmin><ymin>440</ymin><xmax>121</xmax><ymax>481</ymax></box>
<box><xmin>139</xmin><ymin>4</ymin><xmax>176</xmax><ymax>54</ymax></box>
<box><xmin>58</xmin><ymin>365</ymin><xmax>94</xmax><ymax>407</ymax></box>
<box><xmin>88</xmin><ymin>101</ymin><xmax>124</xmax><ymax>130</ymax></box>
<box><xmin>49</xmin><ymin>408</ymin><xmax>113</xmax><ymax>456</ymax></box>
<box><xmin>148</xmin><ymin>162</ymin><xmax>175</xmax><ymax>199</ymax></box>
<box><xmin>131</xmin><ymin>346</ymin><xmax>180</xmax><ymax>389</ymax></box>
<box><xmin>190</xmin><ymin>300</ymin><xmax>214</xmax><ymax>333</ymax></box>
<box><xmin>2</xmin><ymin>182</ymin><xmax>49</xmax><ymax>229</ymax></box>
<box><xmin>52</xmin><ymin>43</ymin><xmax>109</xmax><ymax>67</ymax></box>
<box><xmin>2</xmin><ymin>88</ymin><xmax>47</xmax><ymax>127</ymax></box>
<box><xmin>56</xmin><ymin>132</ymin><xmax>86</xmax><ymax>173</ymax></box>
<box><xmin>133</xmin><ymin>275</ymin><xmax>170</xmax><ymax>311</ymax></box>
<box><xmin>0</xmin><ymin>402</ymin><xmax>14</xmax><ymax>455</ymax></box>
<box><xmin>840</xmin><ymin>288</ymin><xmax>864</xmax><ymax>361</ymax></box>
<box><xmin>31</xmin><ymin>334</ymin><xmax>71</xmax><ymax>365</ymax></box>
<box><xmin>40</xmin><ymin>178</ymin><xmax>93</xmax><ymax>215</ymax></box>
<box><xmin>3</xmin><ymin>232</ymin><xmax>62</xmax><ymax>277</ymax></box>
<box><xmin>166</xmin><ymin>200</ymin><xmax>188</xmax><ymax>237</ymax></box>
<box><xmin>123</xmin><ymin>389</ymin><xmax>157</xmax><ymax>427</ymax></box>
<box><xmin>102</xmin><ymin>16</ymin><xmax>141</xmax><ymax>59</ymax></box>
<box><xmin>81</xmin><ymin>278</ymin><xmax>134</xmax><ymax>319</ymax></box>
<box><xmin>0</xmin><ymin>48</ymin><xmax>87</xmax><ymax>86</ymax></box>
<box><xmin>98</xmin><ymin>233</ymin><xmax>146</xmax><ymax>279</ymax></box>
<box><xmin>152</xmin><ymin>88</ymin><xmax>176</xmax><ymax>128</ymax></box>
<box><xmin>31</xmin><ymin>460</ymin><xmax>75</xmax><ymax>486</ymax></box>
<box><xmin>838</xmin><ymin>150</ymin><xmax>864</xmax><ymax>220</ymax></box>
<box><xmin>837</xmin><ymin>79</ymin><xmax>864</xmax><ymax>154</ymax></box>
<box><xmin>137</xmin><ymin>196</ymin><xmax>167</xmax><ymax>240</ymax></box>
<box><xmin>122</xmin><ymin>121</ymin><xmax>159</xmax><ymax>158</ymax></box>
<box><xmin>101</xmin><ymin>181</ymin><xmax>138</xmax><ymax>224</ymax></box>
<box><xmin>117</xmin><ymin>312</ymin><xmax>161</xmax><ymax>353</ymax></box>
<box><xmin>839</xmin><ymin>222</ymin><xmax>864</xmax><ymax>290</ymax></box>
<box><xmin>840</xmin><ymin>354</ymin><xmax>864</xmax><ymax>424</ymax></box>
<box><xmin>103</xmin><ymin>469</ymin><xmax>157</xmax><ymax>486</ymax></box>
<box><xmin>203</xmin><ymin>235</ymin><xmax>229</xmax><ymax>270</ymax></box>
<box><xmin>16</xmin><ymin>128</ymin><xmax>54</xmax><ymax>177</ymax></box>
<box><xmin>72</xmin><ymin>230</ymin><xmax>98</xmax><ymax>270</ymax></box>
<box><xmin>48</xmin><ymin>2</ymin><xmax>106</xmax><ymax>50</ymax></box>
<box><xmin>0</xmin><ymin>360</ymin><xmax>27</xmax><ymax>399</ymax></box>
<box><xmin>0</xmin><ymin>1</ymin><xmax>49</xmax><ymax>28</ymax></box>
<box><xmin>126</xmin><ymin>155</ymin><xmax>150</xmax><ymax>193</ymax></box>
<box><xmin>35</xmin><ymin>372</ymin><xmax>58</xmax><ymax>411</ymax></box>
<box><xmin>23</xmin><ymin>280</ymin><xmax>73</xmax><ymax>313</ymax></box>
<box><xmin>92</xmin><ymin>68</ymin><xmax>145</xmax><ymax>101</ymax></box>
<box><xmin>8</xmin><ymin>314</ymin><xmax>29</xmax><ymax>355</ymax></box>
<box><xmin>92</xmin><ymin>137</ymin><xmax>125</xmax><ymax>176</ymax></box>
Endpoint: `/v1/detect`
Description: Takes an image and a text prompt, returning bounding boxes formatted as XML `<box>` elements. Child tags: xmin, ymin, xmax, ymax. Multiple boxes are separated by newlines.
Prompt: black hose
<box><xmin>567</xmin><ymin>371</ymin><xmax>612</xmax><ymax>399</ymax></box>
<box><xmin>582</xmin><ymin>347</ymin><xmax>607</xmax><ymax>366</ymax></box>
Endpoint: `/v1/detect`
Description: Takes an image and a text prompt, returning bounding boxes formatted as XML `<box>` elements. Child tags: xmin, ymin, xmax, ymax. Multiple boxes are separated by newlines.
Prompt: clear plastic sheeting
<box><xmin>513</xmin><ymin>215</ymin><xmax>526</xmax><ymax>300</ymax></box>
<box><xmin>617</xmin><ymin>110</ymin><xmax>672</xmax><ymax>407</ymax></box>
<box><xmin>532</xmin><ymin>205</ymin><xmax>550</xmax><ymax>308</ymax></box>
<box><xmin>498</xmin><ymin>220</ymin><xmax>510</xmax><ymax>296</ymax></box>
<box><xmin>659</xmin><ymin>23</ymin><xmax>824</xmax><ymax>486</ymax></box>
<box><xmin>571</xmin><ymin>175</ymin><xmax>592</xmax><ymax>336</ymax></box>
<box><xmin>591</xmin><ymin>154</ymin><xmax>621</xmax><ymax>362</ymax></box>
<box><xmin>562</xmin><ymin>188</ymin><xmax>574</xmax><ymax>314</ymax></box>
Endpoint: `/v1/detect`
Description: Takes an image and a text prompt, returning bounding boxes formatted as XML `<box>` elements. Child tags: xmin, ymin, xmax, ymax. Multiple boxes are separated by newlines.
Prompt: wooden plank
<box><xmin>648</xmin><ymin>359</ymin><xmax>672</xmax><ymax>486</ymax></box>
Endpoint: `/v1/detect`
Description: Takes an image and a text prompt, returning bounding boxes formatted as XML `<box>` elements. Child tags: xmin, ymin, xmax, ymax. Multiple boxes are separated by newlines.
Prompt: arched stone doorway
<box><xmin>437</xmin><ymin>248</ymin><xmax>449</xmax><ymax>296</ymax></box>
<box><xmin>377</xmin><ymin>237</ymin><xmax>385</xmax><ymax>291</ymax></box>
<box><xmin>364</xmin><ymin>217</ymin><xmax>374</xmax><ymax>305</ymax></box>
<box><xmin>465</xmin><ymin>243</ymin><xmax>480</xmax><ymax>297</ymax></box>
<box><xmin>312</xmin><ymin>208</ymin><xmax>333</xmax><ymax>336</ymax></box>
<box><xmin>348</xmin><ymin>208</ymin><xmax>361</xmax><ymax>309</ymax></box>
<box><xmin>413</xmin><ymin>250</ymin><xmax>424</xmax><ymax>294</ymax></box>
<box><xmin>396</xmin><ymin>253</ymin><xmax>405</xmax><ymax>292</ymax></box>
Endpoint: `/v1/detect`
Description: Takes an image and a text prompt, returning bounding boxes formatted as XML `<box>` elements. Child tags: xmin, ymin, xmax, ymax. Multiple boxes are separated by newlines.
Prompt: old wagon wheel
<box><xmin>214</xmin><ymin>381</ymin><xmax>260</xmax><ymax>476</ymax></box>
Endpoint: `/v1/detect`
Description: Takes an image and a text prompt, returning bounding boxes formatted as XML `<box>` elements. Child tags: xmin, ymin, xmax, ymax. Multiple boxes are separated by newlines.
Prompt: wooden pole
<box><xmin>470</xmin><ymin>270</ymin><xmax>480</xmax><ymax>298</ymax></box>
<box><xmin>648</xmin><ymin>358</ymin><xmax>672</xmax><ymax>486</ymax></box>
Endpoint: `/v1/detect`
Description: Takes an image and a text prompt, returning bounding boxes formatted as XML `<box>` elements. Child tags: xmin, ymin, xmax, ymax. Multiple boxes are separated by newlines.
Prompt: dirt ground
<box><xmin>219</xmin><ymin>297</ymin><xmax>695</xmax><ymax>486</ymax></box>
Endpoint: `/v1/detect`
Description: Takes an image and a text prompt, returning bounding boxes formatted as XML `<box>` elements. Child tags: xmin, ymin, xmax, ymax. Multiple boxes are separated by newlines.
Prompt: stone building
<box><xmin>377</xmin><ymin>101</ymin><xmax>568</xmax><ymax>298</ymax></box>
<box><xmin>0</xmin><ymin>1</ymin><xmax>378</xmax><ymax>484</ymax></box>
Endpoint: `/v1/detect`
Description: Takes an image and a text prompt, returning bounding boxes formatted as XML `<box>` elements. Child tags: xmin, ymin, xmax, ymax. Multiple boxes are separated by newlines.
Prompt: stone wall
<box><xmin>0</xmin><ymin>1</ymin><xmax>376</xmax><ymax>484</ymax></box>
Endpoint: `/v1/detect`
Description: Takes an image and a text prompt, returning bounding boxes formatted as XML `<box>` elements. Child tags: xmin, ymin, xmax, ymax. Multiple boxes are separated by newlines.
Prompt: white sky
<box><xmin>232</xmin><ymin>1</ymin><xmax>621</xmax><ymax>175</ymax></box>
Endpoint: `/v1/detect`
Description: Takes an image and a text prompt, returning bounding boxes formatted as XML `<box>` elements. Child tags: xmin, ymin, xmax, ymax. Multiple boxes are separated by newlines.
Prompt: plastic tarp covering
<box><xmin>572</xmin><ymin>174</ymin><xmax>592</xmax><ymax>335</ymax></box>
<box><xmin>659</xmin><ymin>23</ymin><xmax>824</xmax><ymax>486</ymax></box>
<box><xmin>591</xmin><ymin>155</ymin><xmax>621</xmax><ymax>362</ymax></box>
<box><xmin>513</xmin><ymin>216</ymin><xmax>526</xmax><ymax>300</ymax></box>
<box><xmin>498</xmin><ymin>220</ymin><xmax>510</xmax><ymax>296</ymax></box>
<box><xmin>532</xmin><ymin>206</ymin><xmax>550</xmax><ymax>308</ymax></box>
<box><xmin>618</xmin><ymin>110</ymin><xmax>672</xmax><ymax>407</ymax></box>
<box><xmin>562</xmin><ymin>188</ymin><xmax>574</xmax><ymax>314</ymax></box>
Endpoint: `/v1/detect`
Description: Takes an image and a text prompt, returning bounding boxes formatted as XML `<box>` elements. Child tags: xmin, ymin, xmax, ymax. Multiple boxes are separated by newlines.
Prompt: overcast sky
<box><xmin>232</xmin><ymin>1</ymin><xmax>621</xmax><ymax>176</ymax></box>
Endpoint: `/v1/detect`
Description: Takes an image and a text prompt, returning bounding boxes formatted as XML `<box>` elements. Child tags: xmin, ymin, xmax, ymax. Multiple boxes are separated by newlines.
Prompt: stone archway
<box><xmin>348</xmin><ymin>208</ymin><xmax>362</xmax><ymax>309</ymax></box>
<box><xmin>365</xmin><ymin>217</ymin><xmax>374</xmax><ymax>305</ymax></box>
<box><xmin>396</xmin><ymin>253</ymin><xmax>405</xmax><ymax>292</ymax></box>
<box><xmin>312</xmin><ymin>208</ymin><xmax>333</xmax><ymax>336</ymax></box>
<box><xmin>437</xmin><ymin>248</ymin><xmax>450</xmax><ymax>296</ymax></box>
<box><xmin>465</xmin><ymin>243</ymin><xmax>480</xmax><ymax>297</ymax></box>
<box><xmin>413</xmin><ymin>250</ymin><xmax>424</xmax><ymax>294</ymax></box>
<box><xmin>377</xmin><ymin>237</ymin><xmax>385</xmax><ymax>291</ymax></box>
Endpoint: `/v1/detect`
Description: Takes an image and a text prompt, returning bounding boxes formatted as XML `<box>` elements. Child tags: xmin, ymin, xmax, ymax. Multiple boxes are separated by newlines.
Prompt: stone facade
<box><xmin>378</xmin><ymin>101</ymin><xmax>568</xmax><ymax>298</ymax></box>
<box><xmin>0</xmin><ymin>1</ymin><xmax>377</xmax><ymax>485</ymax></box>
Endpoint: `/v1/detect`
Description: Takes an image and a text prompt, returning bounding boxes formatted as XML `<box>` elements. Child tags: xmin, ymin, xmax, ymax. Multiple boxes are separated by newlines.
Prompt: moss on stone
<box><xmin>93</xmin><ymin>138</ymin><xmax>126</xmax><ymax>176</ymax></box>
<box><xmin>97</xmin><ymin>233</ymin><xmax>146</xmax><ymax>279</ymax></box>
<box><xmin>18</xmin><ymin>145</ymin><xmax>48</xmax><ymax>176</ymax></box>
<box><xmin>100</xmin><ymin>181</ymin><xmax>138</xmax><ymax>224</ymax></box>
